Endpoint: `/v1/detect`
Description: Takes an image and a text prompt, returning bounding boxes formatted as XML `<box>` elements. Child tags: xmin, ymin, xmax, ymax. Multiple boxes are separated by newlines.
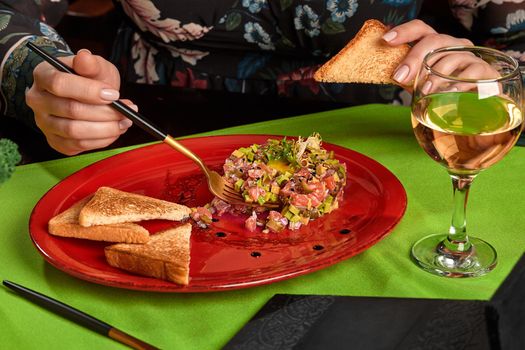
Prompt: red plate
<box><xmin>29</xmin><ymin>135</ymin><xmax>407</xmax><ymax>292</ymax></box>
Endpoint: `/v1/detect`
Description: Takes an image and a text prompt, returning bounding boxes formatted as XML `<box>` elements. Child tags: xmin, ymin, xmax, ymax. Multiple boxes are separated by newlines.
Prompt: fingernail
<box><xmin>77</xmin><ymin>48</ymin><xmax>92</xmax><ymax>55</ymax></box>
<box><xmin>393</xmin><ymin>65</ymin><xmax>410</xmax><ymax>83</ymax></box>
<box><xmin>119</xmin><ymin>119</ymin><xmax>133</xmax><ymax>129</ymax></box>
<box><xmin>129</xmin><ymin>104</ymin><xmax>139</xmax><ymax>112</ymax></box>
<box><xmin>382</xmin><ymin>31</ymin><xmax>397</xmax><ymax>42</ymax></box>
<box><xmin>100</xmin><ymin>88</ymin><xmax>119</xmax><ymax>101</ymax></box>
<box><xmin>422</xmin><ymin>81</ymin><xmax>432</xmax><ymax>94</ymax></box>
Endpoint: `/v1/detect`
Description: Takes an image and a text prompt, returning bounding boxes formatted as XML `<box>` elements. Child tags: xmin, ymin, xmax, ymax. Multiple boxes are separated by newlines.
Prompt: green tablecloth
<box><xmin>1</xmin><ymin>104</ymin><xmax>524</xmax><ymax>349</ymax></box>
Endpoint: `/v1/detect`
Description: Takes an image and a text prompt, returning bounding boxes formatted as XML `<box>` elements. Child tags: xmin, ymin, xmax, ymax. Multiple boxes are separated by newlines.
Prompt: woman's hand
<box><xmin>26</xmin><ymin>49</ymin><xmax>135</xmax><ymax>155</ymax></box>
<box><xmin>382</xmin><ymin>19</ymin><xmax>474</xmax><ymax>88</ymax></box>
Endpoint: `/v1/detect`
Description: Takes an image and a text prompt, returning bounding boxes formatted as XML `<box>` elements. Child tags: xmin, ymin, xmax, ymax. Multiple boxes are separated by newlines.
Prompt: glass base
<box><xmin>411</xmin><ymin>234</ymin><xmax>497</xmax><ymax>278</ymax></box>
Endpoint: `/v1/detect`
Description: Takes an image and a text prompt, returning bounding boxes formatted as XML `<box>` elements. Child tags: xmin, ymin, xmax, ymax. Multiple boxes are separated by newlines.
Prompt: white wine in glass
<box><xmin>411</xmin><ymin>46</ymin><xmax>523</xmax><ymax>277</ymax></box>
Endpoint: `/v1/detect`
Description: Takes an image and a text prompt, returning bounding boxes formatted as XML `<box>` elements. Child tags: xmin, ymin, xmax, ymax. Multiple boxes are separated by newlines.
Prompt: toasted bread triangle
<box><xmin>314</xmin><ymin>19</ymin><xmax>409</xmax><ymax>85</ymax></box>
<box><xmin>105</xmin><ymin>223</ymin><xmax>192</xmax><ymax>285</ymax></box>
<box><xmin>48</xmin><ymin>197</ymin><xmax>150</xmax><ymax>243</ymax></box>
<box><xmin>78</xmin><ymin>187</ymin><xmax>191</xmax><ymax>227</ymax></box>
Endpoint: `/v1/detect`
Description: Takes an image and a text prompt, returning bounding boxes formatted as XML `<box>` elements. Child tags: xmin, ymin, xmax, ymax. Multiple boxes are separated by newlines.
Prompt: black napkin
<box><xmin>224</xmin><ymin>254</ymin><xmax>525</xmax><ymax>350</ymax></box>
<box><xmin>489</xmin><ymin>252</ymin><xmax>525</xmax><ymax>350</ymax></box>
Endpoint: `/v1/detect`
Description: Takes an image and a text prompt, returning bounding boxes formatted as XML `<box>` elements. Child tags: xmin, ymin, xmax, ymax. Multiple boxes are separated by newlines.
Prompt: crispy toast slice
<box><xmin>79</xmin><ymin>187</ymin><xmax>191</xmax><ymax>227</ymax></box>
<box><xmin>313</xmin><ymin>19</ymin><xmax>409</xmax><ymax>85</ymax></box>
<box><xmin>48</xmin><ymin>197</ymin><xmax>150</xmax><ymax>243</ymax></box>
<box><xmin>104</xmin><ymin>223</ymin><xmax>192</xmax><ymax>285</ymax></box>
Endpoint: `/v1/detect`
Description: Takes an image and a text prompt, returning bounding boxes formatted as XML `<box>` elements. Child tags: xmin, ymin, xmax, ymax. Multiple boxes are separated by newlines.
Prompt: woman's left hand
<box><xmin>382</xmin><ymin>19</ymin><xmax>473</xmax><ymax>88</ymax></box>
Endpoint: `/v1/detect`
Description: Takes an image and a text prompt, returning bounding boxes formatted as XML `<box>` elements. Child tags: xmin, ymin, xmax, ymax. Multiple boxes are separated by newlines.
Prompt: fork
<box><xmin>26</xmin><ymin>42</ymin><xmax>278</xmax><ymax>208</ymax></box>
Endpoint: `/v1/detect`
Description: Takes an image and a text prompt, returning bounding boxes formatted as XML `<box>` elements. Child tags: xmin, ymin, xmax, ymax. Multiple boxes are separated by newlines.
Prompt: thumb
<box><xmin>72</xmin><ymin>49</ymin><xmax>120</xmax><ymax>88</ymax></box>
<box><xmin>72</xmin><ymin>49</ymin><xmax>101</xmax><ymax>78</ymax></box>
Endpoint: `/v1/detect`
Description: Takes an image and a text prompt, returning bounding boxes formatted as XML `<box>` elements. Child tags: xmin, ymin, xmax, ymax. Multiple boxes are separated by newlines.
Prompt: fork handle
<box><xmin>26</xmin><ymin>41</ymin><xmax>167</xmax><ymax>141</ymax></box>
<box><xmin>110</xmin><ymin>100</ymin><xmax>167</xmax><ymax>140</ymax></box>
<box><xmin>164</xmin><ymin>135</ymin><xmax>209</xmax><ymax>174</ymax></box>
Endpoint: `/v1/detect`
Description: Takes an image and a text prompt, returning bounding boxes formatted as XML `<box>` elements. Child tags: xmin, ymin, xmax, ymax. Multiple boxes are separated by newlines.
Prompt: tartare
<box><xmin>191</xmin><ymin>133</ymin><xmax>347</xmax><ymax>232</ymax></box>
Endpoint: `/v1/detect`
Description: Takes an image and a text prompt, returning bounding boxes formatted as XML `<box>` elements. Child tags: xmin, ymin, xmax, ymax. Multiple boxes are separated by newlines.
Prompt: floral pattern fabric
<box><xmin>0</xmin><ymin>0</ymin><xmax>524</xmax><ymax>130</ymax></box>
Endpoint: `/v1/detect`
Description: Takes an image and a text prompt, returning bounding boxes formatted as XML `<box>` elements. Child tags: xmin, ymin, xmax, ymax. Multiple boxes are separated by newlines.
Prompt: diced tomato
<box><xmin>302</xmin><ymin>181</ymin><xmax>326</xmax><ymax>204</ymax></box>
<box><xmin>258</xmin><ymin>162</ymin><xmax>272</xmax><ymax>173</ymax></box>
<box><xmin>324</xmin><ymin>175</ymin><xmax>336</xmax><ymax>191</ymax></box>
<box><xmin>248</xmin><ymin>168</ymin><xmax>265</xmax><ymax>179</ymax></box>
<box><xmin>290</xmin><ymin>192</ymin><xmax>323</xmax><ymax>208</ymax></box>
<box><xmin>280</xmin><ymin>181</ymin><xmax>293</xmax><ymax>196</ymax></box>
<box><xmin>248</xmin><ymin>186</ymin><xmax>266</xmax><ymax>201</ymax></box>
<box><xmin>303</xmin><ymin>181</ymin><xmax>324</xmax><ymax>193</ymax></box>
<box><xmin>290</xmin><ymin>193</ymin><xmax>309</xmax><ymax>208</ymax></box>
<box><xmin>309</xmin><ymin>195</ymin><xmax>322</xmax><ymax>207</ymax></box>
<box><xmin>295</xmin><ymin>167</ymin><xmax>310</xmax><ymax>177</ymax></box>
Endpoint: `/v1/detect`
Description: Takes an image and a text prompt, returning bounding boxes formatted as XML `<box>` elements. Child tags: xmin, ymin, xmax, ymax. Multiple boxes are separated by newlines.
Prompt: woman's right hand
<box><xmin>26</xmin><ymin>48</ymin><xmax>135</xmax><ymax>155</ymax></box>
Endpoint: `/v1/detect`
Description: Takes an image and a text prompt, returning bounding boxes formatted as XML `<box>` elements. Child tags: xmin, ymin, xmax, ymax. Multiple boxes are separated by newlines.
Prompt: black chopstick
<box><xmin>25</xmin><ymin>41</ymin><xmax>167</xmax><ymax>141</ymax></box>
<box><xmin>3</xmin><ymin>280</ymin><xmax>160</xmax><ymax>350</ymax></box>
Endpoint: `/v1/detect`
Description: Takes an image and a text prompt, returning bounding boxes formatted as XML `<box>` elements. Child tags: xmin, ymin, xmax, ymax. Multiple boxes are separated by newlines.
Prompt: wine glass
<box><xmin>410</xmin><ymin>46</ymin><xmax>523</xmax><ymax>277</ymax></box>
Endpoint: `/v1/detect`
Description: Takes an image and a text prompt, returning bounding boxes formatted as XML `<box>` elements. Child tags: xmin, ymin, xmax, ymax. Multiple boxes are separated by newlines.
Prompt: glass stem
<box><xmin>444</xmin><ymin>174</ymin><xmax>476</xmax><ymax>253</ymax></box>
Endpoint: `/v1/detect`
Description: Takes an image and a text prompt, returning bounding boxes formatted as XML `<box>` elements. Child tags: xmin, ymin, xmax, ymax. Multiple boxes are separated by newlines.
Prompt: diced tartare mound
<box><xmin>210</xmin><ymin>133</ymin><xmax>347</xmax><ymax>232</ymax></box>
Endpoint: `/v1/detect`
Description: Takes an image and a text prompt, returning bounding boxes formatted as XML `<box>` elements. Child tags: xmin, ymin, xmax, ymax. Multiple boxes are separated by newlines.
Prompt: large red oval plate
<box><xmin>29</xmin><ymin>135</ymin><xmax>407</xmax><ymax>292</ymax></box>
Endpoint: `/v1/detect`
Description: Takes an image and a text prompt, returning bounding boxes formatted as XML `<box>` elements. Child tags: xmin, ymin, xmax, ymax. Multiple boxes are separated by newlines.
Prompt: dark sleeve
<box><xmin>0</xmin><ymin>0</ymin><xmax>72</xmax><ymax>129</ymax></box>
<box><xmin>449</xmin><ymin>1</ymin><xmax>525</xmax><ymax>65</ymax></box>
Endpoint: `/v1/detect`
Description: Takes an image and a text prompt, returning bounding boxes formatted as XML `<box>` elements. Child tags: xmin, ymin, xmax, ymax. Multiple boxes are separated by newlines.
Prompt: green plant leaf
<box><xmin>280</xmin><ymin>0</ymin><xmax>293</xmax><ymax>11</ymax></box>
<box><xmin>321</xmin><ymin>19</ymin><xmax>346</xmax><ymax>35</ymax></box>
<box><xmin>276</xmin><ymin>36</ymin><xmax>296</xmax><ymax>50</ymax></box>
<box><xmin>225</xmin><ymin>12</ymin><xmax>242</xmax><ymax>31</ymax></box>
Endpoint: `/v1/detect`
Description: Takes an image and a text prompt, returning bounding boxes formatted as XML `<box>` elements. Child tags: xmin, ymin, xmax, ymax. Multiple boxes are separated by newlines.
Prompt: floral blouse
<box><xmin>0</xmin><ymin>0</ymin><xmax>524</xmax><ymax>130</ymax></box>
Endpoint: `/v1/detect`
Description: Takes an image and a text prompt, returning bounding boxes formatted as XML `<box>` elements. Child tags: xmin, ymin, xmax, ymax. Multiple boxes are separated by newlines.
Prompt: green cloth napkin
<box><xmin>1</xmin><ymin>104</ymin><xmax>524</xmax><ymax>350</ymax></box>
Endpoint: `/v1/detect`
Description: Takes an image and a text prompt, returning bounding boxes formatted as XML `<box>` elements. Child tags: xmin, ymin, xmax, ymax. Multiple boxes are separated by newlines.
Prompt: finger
<box><xmin>37</xmin><ymin>114</ymin><xmax>131</xmax><ymax>140</ymax></box>
<box><xmin>72</xmin><ymin>49</ymin><xmax>101</xmax><ymax>78</ymax></box>
<box><xmin>419</xmin><ymin>53</ymin><xmax>482</xmax><ymax>94</ymax></box>
<box><xmin>382</xmin><ymin>19</ymin><xmax>437</xmax><ymax>45</ymax></box>
<box><xmin>27</xmin><ymin>89</ymin><xmax>136</xmax><ymax>122</ymax></box>
<box><xmin>426</xmin><ymin>51</ymin><xmax>478</xmax><ymax>72</ymax></box>
<box><xmin>33</xmin><ymin>64</ymin><xmax>120</xmax><ymax>104</ymax></box>
<box><xmin>46</xmin><ymin>133</ymin><xmax>123</xmax><ymax>156</ymax></box>
<box><xmin>454</xmin><ymin>63</ymin><xmax>502</xmax><ymax>94</ymax></box>
<box><xmin>73</xmin><ymin>49</ymin><xmax>120</xmax><ymax>87</ymax></box>
<box><xmin>420</xmin><ymin>54</ymin><xmax>500</xmax><ymax>94</ymax></box>
<box><xmin>456</xmin><ymin>61</ymin><xmax>501</xmax><ymax>80</ymax></box>
<box><xmin>392</xmin><ymin>34</ymin><xmax>473</xmax><ymax>86</ymax></box>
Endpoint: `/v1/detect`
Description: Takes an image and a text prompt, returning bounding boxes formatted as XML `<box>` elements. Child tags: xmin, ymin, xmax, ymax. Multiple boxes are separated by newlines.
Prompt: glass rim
<box><xmin>422</xmin><ymin>45</ymin><xmax>521</xmax><ymax>83</ymax></box>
